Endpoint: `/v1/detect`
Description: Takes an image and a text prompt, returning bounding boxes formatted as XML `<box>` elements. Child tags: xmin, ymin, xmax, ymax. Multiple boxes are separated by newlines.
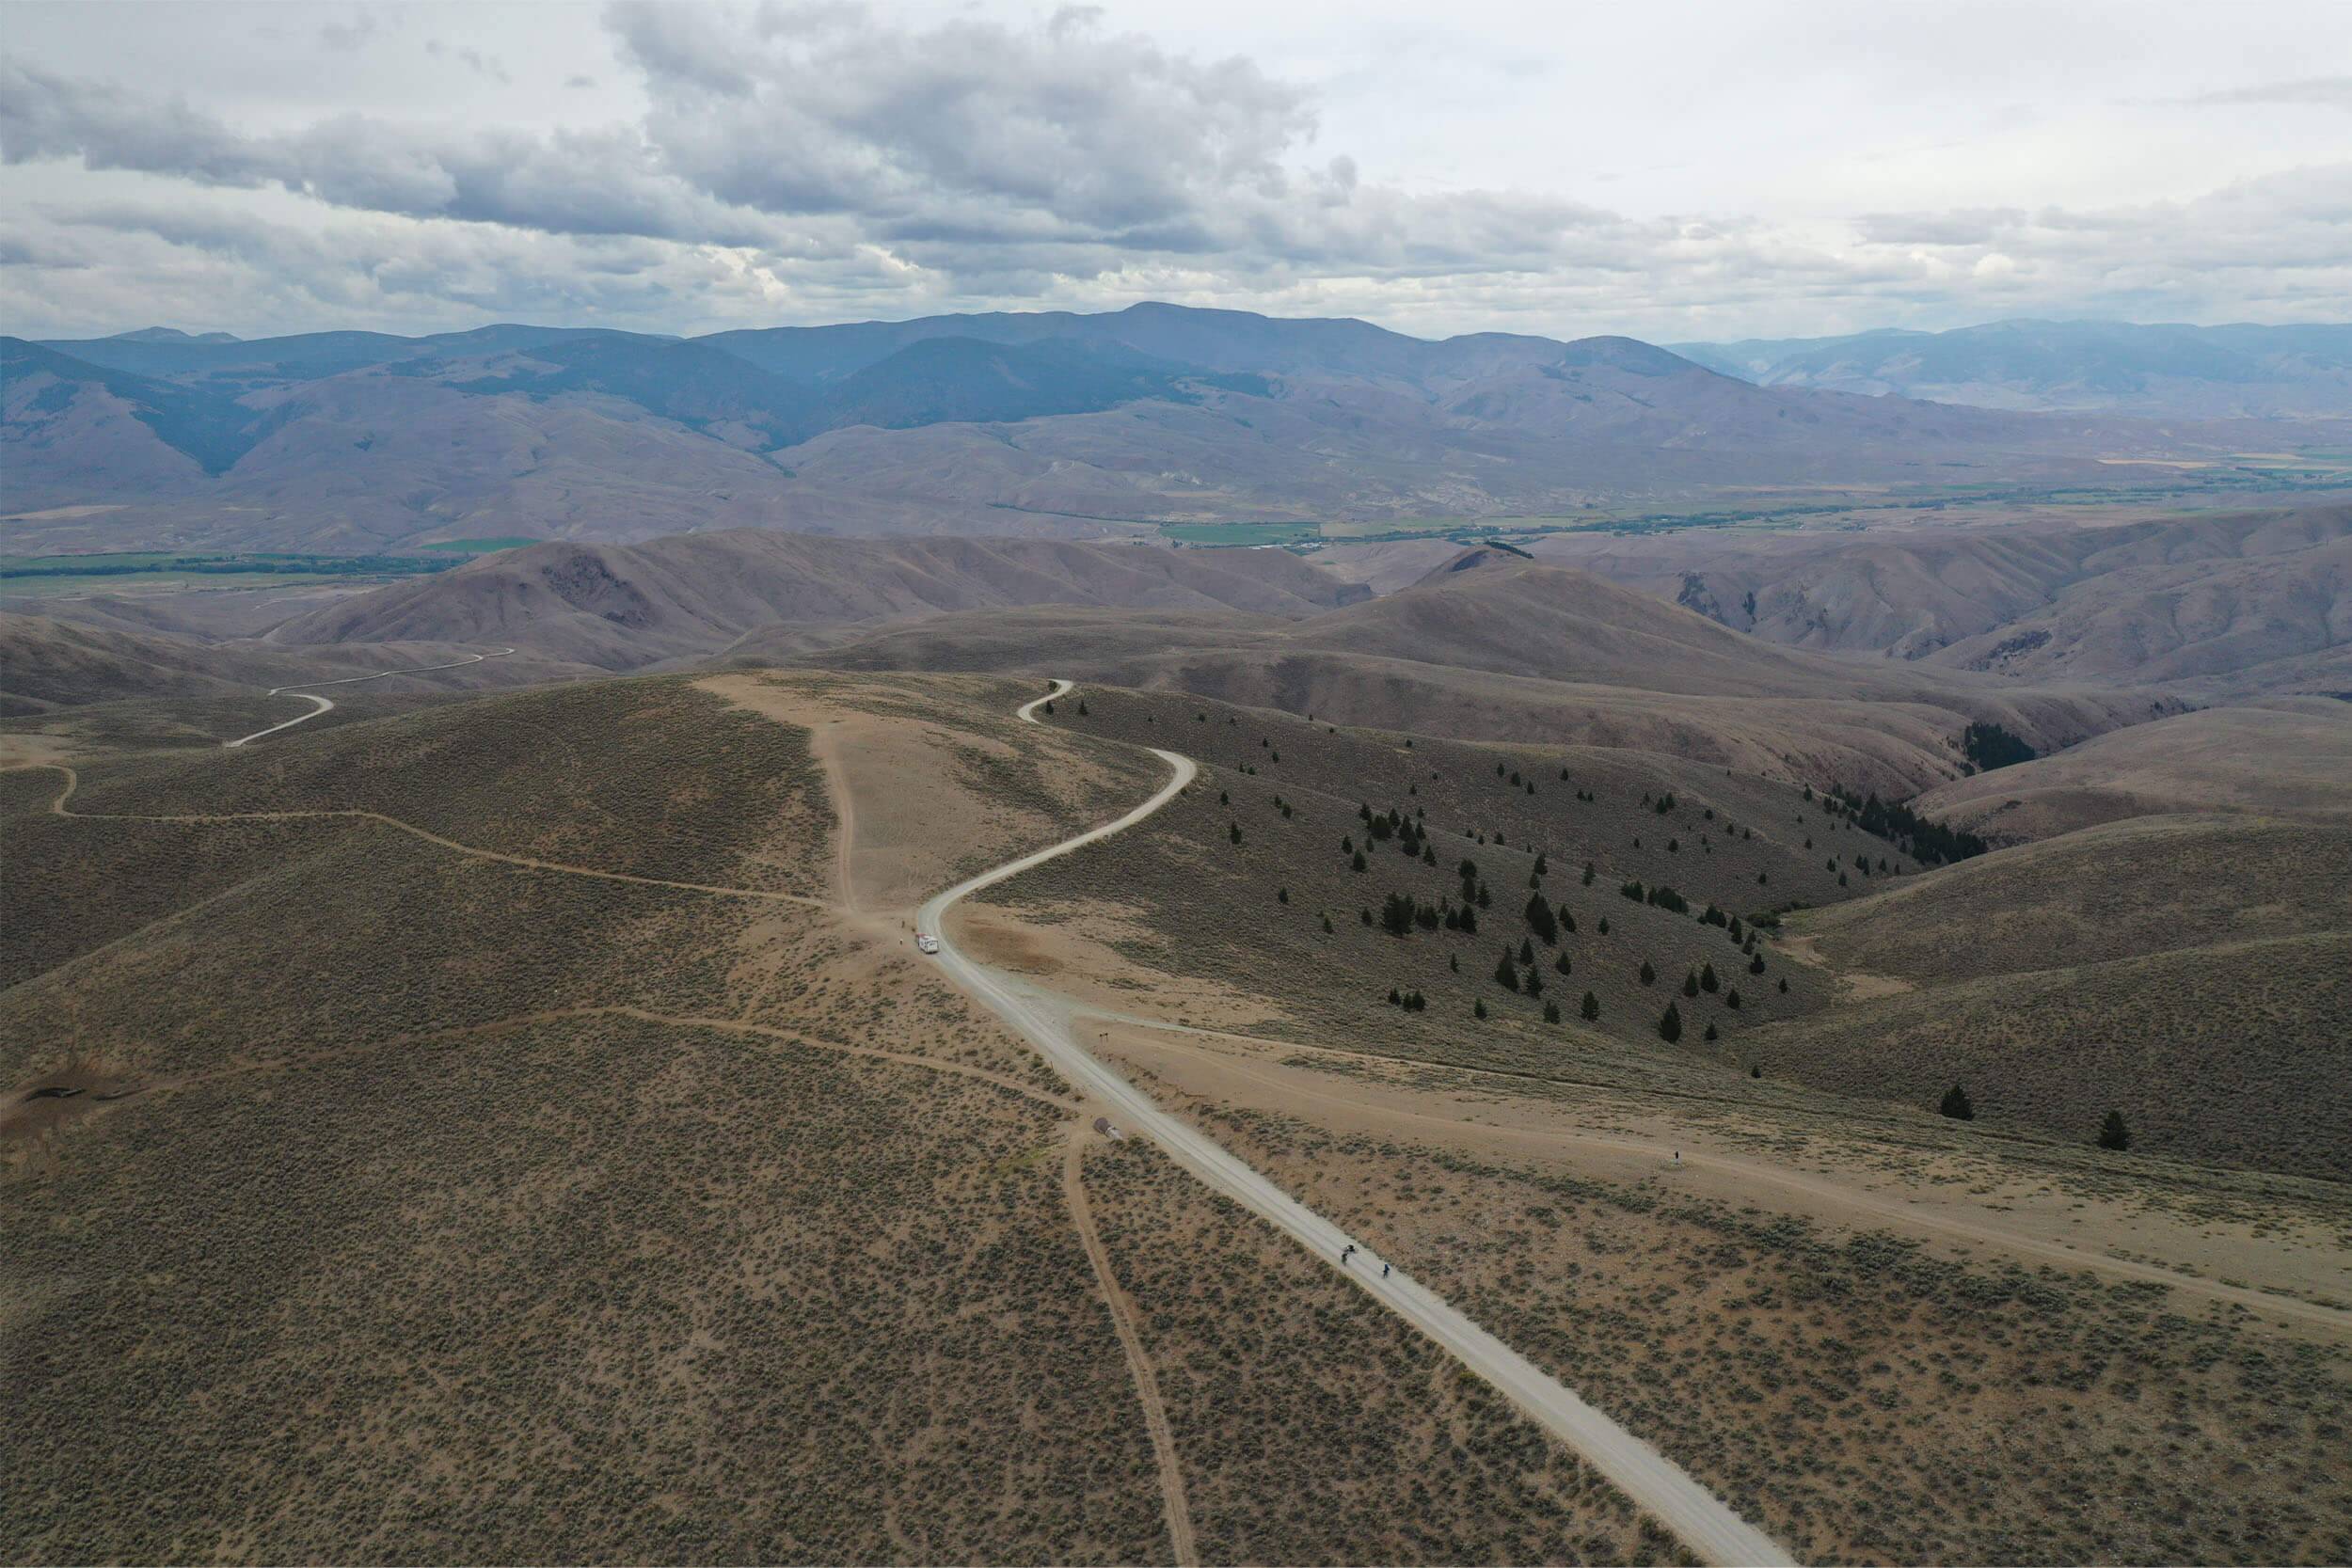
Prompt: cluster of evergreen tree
<box><xmin>1385</xmin><ymin>988</ymin><xmax>1428</xmax><ymax>1010</ymax></box>
<box><xmin>1824</xmin><ymin>784</ymin><xmax>1988</xmax><ymax>866</ymax></box>
<box><xmin>1374</xmin><ymin>888</ymin><xmax>1483</xmax><ymax>937</ymax></box>
<box><xmin>1962</xmin><ymin>721</ymin><xmax>2037</xmax><ymax>772</ymax></box>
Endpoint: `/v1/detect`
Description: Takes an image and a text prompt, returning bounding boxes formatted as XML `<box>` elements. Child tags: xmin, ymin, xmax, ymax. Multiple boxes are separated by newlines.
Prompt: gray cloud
<box><xmin>1</xmin><ymin>2</ymin><xmax>2347</xmax><ymax>341</ymax></box>
<box><xmin>317</xmin><ymin>12</ymin><xmax>376</xmax><ymax>52</ymax></box>
<box><xmin>2180</xmin><ymin>76</ymin><xmax>2352</xmax><ymax>111</ymax></box>
<box><xmin>427</xmin><ymin>40</ymin><xmax>513</xmax><ymax>85</ymax></box>
<box><xmin>0</xmin><ymin>58</ymin><xmax>794</xmax><ymax>247</ymax></box>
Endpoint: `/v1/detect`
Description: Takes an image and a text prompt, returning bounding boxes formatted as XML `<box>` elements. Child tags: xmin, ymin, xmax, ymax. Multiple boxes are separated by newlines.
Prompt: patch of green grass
<box><xmin>1157</xmin><ymin>520</ymin><xmax>1322</xmax><ymax>546</ymax></box>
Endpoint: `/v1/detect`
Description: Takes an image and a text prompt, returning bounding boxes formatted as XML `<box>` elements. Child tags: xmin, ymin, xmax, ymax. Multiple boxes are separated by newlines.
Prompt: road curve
<box><xmin>226</xmin><ymin>647</ymin><xmax>517</xmax><ymax>748</ymax></box>
<box><xmin>919</xmin><ymin>679</ymin><xmax>1794</xmax><ymax>1568</ymax></box>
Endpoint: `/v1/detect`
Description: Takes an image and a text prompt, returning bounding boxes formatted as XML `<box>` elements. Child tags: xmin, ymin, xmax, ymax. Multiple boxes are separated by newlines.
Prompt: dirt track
<box><xmin>917</xmin><ymin>680</ymin><xmax>1795</xmax><ymax>1568</ymax></box>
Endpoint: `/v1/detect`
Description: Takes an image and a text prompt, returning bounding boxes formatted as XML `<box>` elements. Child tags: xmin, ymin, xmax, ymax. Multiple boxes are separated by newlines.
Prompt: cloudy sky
<box><xmin>4</xmin><ymin>0</ymin><xmax>2348</xmax><ymax>342</ymax></box>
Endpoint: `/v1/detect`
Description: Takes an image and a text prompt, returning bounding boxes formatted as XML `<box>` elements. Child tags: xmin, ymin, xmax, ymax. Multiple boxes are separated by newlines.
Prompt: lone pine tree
<box><xmin>1659</xmin><ymin>1003</ymin><xmax>1683</xmax><ymax>1043</ymax></box>
<box><xmin>1941</xmin><ymin>1083</ymin><xmax>1976</xmax><ymax>1121</ymax></box>
<box><xmin>1524</xmin><ymin>892</ymin><xmax>1559</xmax><ymax>943</ymax></box>
<box><xmin>2098</xmin><ymin>1109</ymin><xmax>2132</xmax><ymax>1150</ymax></box>
<box><xmin>1581</xmin><ymin>990</ymin><xmax>1600</xmax><ymax>1021</ymax></box>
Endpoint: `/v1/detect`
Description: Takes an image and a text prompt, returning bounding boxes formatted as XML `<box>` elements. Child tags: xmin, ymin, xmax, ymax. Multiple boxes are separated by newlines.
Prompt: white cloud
<box><xmin>0</xmin><ymin>1</ymin><xmax>2346</xmax><ymax>341</ymax></box>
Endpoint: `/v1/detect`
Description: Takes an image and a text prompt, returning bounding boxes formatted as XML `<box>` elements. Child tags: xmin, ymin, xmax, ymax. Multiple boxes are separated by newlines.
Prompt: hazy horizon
<box><xmin>27</xmin><ymin>304</ymin><xmax>2352</xmax><ymax>351</ymax></box>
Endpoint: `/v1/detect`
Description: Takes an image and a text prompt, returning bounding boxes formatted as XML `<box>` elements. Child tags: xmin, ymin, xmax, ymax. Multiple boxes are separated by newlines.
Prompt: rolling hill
<box><xmin>1372</xmin><ymin>500</ymin><xmax>2352</xmax><ymax>696</ymax></box>
<box><xmin>1913</xmin><ymin>699</ymin><xmax>2352</xmax><ymax>840</ymax></box>
<box><xmin>1753</xmin><ymin>813</ymin><xmax>2352</xmax><ymax>1179</ymax></box>
<box><xmin>12</xmin><ymin>305</ymin><xmax>2339</xmax><ymax>555</ymax></box>
<box><xmin>267</xmin><ymin>531</ymin><xmax>1366</xmax><ymax>669</ymax></box>
<box><xmin>1675</xmin><ymin>319</ymin><xmax>2352</xmax><ymax>418</ymax></box>
<box><xmin>787</xmin><ymin>549</ymin><xmax>2178</xmax><ymax>796</ymax></box>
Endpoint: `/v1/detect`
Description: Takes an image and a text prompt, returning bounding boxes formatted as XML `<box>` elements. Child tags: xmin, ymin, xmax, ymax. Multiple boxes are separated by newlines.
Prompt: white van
<box><xmin>915</xmin><ymin>933</ymin><xmax>941</xmax><ymax>956</ymax></box>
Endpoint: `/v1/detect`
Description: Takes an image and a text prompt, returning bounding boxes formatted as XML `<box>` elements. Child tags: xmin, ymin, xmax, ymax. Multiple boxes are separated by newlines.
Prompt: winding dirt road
<box><xmin>919</xmin><ymin>679</ymin><xmax>1794</xmax><ymax>1568</ymax></box>
<box><xmin>226</xmin><ymin>646</ymin><xmax>516</xmax><ymax>747</ymax></box>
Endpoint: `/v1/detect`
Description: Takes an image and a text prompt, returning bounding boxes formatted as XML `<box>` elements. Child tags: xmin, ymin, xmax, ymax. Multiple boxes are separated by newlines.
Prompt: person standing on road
<box><xmin>1382</xmin><ymin>1262</ymin><xmax>1391</xmax><ymax>1278</ymax></box>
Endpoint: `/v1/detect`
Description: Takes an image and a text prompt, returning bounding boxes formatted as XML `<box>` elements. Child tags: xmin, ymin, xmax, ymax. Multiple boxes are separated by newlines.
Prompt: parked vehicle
<box><xmin>915</xmin><ymin>933</ymin><xmax>941</xmax><ymax>956</ymax></box>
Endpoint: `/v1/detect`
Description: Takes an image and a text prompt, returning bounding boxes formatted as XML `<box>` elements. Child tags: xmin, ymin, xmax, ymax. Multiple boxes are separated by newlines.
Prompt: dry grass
<box><xmin>3</xmin><ymin>670</ymin><xmax>1661</xmax><ymax>1563</ymax></box>
<box><xmin>1082</xmin><ymin>1136</ymin><xmax>1689</xmax><ymax>1566</ymax></box>
<box><xmin>984</xmin><ymin>686</ymin><xmax>1920</xmax><ymax>1075</ymax></box>
<box><xmin>1145</xmin><ymin>1091</ymin><xmax>2352</xmax><ymax>1566</ymax></box>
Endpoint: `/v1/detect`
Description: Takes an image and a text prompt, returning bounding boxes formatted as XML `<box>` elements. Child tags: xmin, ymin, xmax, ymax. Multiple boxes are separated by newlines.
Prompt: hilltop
<box><xmin>267</xmin><ymin>531</ymin><xmax>1364</xmax><ymax>670</ymax></box>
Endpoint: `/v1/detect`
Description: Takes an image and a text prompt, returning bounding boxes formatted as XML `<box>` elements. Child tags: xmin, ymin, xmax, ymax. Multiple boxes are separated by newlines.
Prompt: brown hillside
<box><xmin>272</xmin><ymin>531</ymin><xmax>1360</xmax><ymax>670</ymax></box>
<box><xmin>1791</xmin><ymin>814</ymin><xmax>2352</xmax><ymax>984</ymax></box>
<box><xmin>795</xmin><ymin>561</ymin><xmax>2180</xmax><ymax>796</ymax></box>
<box><xmin>1916</xmin><ymin>700</ymin><xmax>2352</xmax><ymax>839</ymax></box>
<box><xmin>1927</xmin><ymin>532</ymin><xmax>2352</xmax><ymax>694</ymax></box>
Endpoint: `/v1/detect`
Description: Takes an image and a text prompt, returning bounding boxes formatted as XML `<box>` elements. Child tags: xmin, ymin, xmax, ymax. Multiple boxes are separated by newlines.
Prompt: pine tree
<box><xmin>1776</xmin><ymin>976</ymin><xmax>1788</xmax><ymax>993</ymax></box>
<box><xmin>2098</xmin><ymin>1110</ymin><xmax>2131</xmax><ymax>1150</ymax></box>
<box><xmin>1553</xmin><ymin>952</ymin><xmax>1571</xmax><ymax>975</ymax></box>
<box><xmin>1351</xmin><ymin>850</ymin><xmax>1367</xmax><ymax>873</ymax></box>
<box><xmin>1524</xmin><ymin>892</ymin><xmax>1559</xmax><ymax>944</ymax></box>
<box><xmin>1699</xmin><ymin>961</ymin><xmax>1718</xmax><ymax>993</ymax></box>
<box><xmin>1229</xmin><ymin>822</ymin><xmax>1242</xmax><ymax>845</ymax></box>
<box><xmin>1659</xmin><ymin>1003</ymin><xmax>1683</xmax><ymax>1043</ymax></box>
<box><xmin>1639</xmin><ymin>958</ymin><xmax>1656</xmax><ymax>985</ymax></box>
<box><xmin>1493</xmin><ymin>949</ymin><xmax>1519</xmax><ymax>989</ymax></box>
<box><xmin>1751</xmin><ymin>1063</ymin><xmax>1762</xmax><ymax>1079</ymax></box>
<box><xmin>1518</xmin><ymin>936</ymin><xmax>1535</xmax><ymax>964</ymax></box>
<box><xmin>1388</xmin><ymin>988</ymin><xmax>1402</xmax><ymax>1006</ymax></box>
<box><xmin>1533</xmin><ymin>852</ymin><xmax>1549</xmax><ymax>876</ymax></box>
<box><xmin>1322</xmin><ymin>914</ymin><xmax>1334</xmax><ymax>934</ymax></box>
<box><xmin>1704</xmin><ymin>1022</ymin><xmax>1719</xmax><ymax>1042</ymax></box>
<box><xmin>1582</xmin><ymin>862</ymin><xmax>1597</xmax><ymax>886</ymax></box>
<box><xmin>1597</xmin><ymin>916</ymin><xmax>1610</xmax><ymax>935</ymax></box>
<box><xmin>1724</xmin><ymin>987</ymin><xmax>1741</xmax><ymax>1009</ymax></box>
<box><xmin>1523</xmin><ymin>969</ymin><xmax>1544</xmax><ymax>999</ymax></box>
<box><xmin>1560</xmin><ymin>906</ymin><xmax>1576</xmax><ymax>933</ymax></box>
<box><xmin>1473</xmin><ymin>999</ymin><xmax>1488</xmax><ymax>1020</ymax></box>
<box><xmin>1278</xmin><ymin>887</ymin><xmax>1289</xmax><ymax>904</ymax></box>
<box><xmin>1682</xmin><ymin>970</ymin><xmax>1700</xmax><ymax>998</ymax></box>
<box><xmin>1580</xmin><ymin>990</ymin><xmax>1600</xmax><ymax>1021</ymax></box>
<box><xmin>1940</xmin><ymin>1083</ymin><xmax>1975</xmax><ymax>1121</ymax></box>
<box><xmin>1749</xmin><ymin>952</ymin><xmax>1766</xmax><ymax>974</ymax></box>
<box><xmin>1544</xmin><ymin>1000</ymin><xmax>1562</xmax><ymax>1023</ymax></box>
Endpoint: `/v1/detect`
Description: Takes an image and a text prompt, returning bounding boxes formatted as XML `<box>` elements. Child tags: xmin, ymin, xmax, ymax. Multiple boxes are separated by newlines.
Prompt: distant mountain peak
<box><xmin>109</xmin><ymin>326</ymin><xmax>242</xmax><ymax>343</ymax></box>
